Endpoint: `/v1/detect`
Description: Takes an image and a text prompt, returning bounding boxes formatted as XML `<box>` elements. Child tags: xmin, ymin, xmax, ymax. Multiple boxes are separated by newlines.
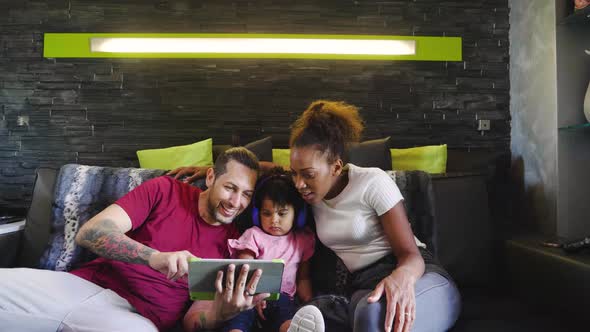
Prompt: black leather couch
<box><xmin>0</xmin><ymin>151</ymin><xmax>567</xmax><ymax>331</ymax></box>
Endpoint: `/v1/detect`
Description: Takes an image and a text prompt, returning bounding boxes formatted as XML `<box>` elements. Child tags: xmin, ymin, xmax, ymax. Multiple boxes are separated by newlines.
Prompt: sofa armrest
<box><xmin>16</xmin><ymin>168</ymin><xmax>58</xmax><ymax>268</ymax></box>
<box><xmin>0</xmin><ymin>220</ymin><xmax>26</xmax><ymax>267</ymax></box>
<box><xmin>431</xmin><ymin>173</ymin><xmax>495</xmax><ymax>287</ymax></box>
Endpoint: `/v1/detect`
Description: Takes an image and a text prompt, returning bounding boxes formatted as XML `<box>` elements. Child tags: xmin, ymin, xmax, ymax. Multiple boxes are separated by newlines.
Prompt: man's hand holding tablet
<box><xmin>183</xmin><ymin>261</ymin><xmax>272</xmax><ymax>331</ymax></box>
<box><xmin>188</xmin><ymin>258</ymin><xmax>284</xmax><ymax>301</ymax></box>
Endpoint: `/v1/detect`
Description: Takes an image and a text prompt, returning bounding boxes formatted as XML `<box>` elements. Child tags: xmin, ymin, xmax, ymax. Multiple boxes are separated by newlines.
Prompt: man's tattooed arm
<box><xmin>76</xmin><ymin>218</ymin><xmax>155</xmax><ymax>265</ymax></box>
<box><xmin>183</xmin><ymin>301</ymin><xmax>224</xmax><ymax>331</ymax></box>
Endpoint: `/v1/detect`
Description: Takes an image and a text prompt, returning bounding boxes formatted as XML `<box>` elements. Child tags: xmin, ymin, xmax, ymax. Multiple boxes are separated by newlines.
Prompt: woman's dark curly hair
<box><xmin>289</xmin><ymin>100</ymin><xmax>364</xmax><ymax>163</ymax></box>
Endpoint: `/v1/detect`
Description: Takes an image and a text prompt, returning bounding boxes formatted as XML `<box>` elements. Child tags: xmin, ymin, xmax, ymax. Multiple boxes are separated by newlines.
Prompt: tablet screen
<box><xmin>188</xmin><ymin>258</ymin><xmax>285</xmax><ymax>301</ymax></box>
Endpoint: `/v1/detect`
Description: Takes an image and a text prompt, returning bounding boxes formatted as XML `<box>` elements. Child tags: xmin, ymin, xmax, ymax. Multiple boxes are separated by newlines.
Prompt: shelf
<box><xmin>560</xmin><ymin>6</ymin><xmax>590</xmax><ymax>25</ymax></box>
<box><xmin>558</xmin><ymin>122</ymin><xmax>590</xmax><ymax>131</ymax></box>
<box><xmin>507</xmin><ymin>234</ymin><xmax>590</xmax><ymax>266</ymax></box>
<box><xmin>0</xmin><ymin>219</ymin><xmax>25</xmax><ymax>235</ymax></box>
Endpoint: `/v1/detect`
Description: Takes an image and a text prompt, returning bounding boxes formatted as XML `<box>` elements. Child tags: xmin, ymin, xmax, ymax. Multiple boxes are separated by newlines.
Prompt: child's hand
<box><xmin>256</xmin><ymin>300</ymin><xmax>267</xmax><ymax>320</ymax></box>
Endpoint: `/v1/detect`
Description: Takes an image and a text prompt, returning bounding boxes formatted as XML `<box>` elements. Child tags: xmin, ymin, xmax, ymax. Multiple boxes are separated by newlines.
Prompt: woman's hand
<box><xmin>367</xmin><ymin>267</ymin><xmax>417</xmax><ymax>332</ymax></box>
<box><xmin>166</xmin><ymin>166</ymin><xmax>209</xmax><ymax>183</ymax></box>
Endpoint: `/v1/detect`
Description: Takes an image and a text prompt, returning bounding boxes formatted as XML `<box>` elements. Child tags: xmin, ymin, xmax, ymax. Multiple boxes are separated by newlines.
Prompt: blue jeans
<box><xmin>351</xmin><ymin>272</ymin><xmax>461</xmax><ymax>332</ymax></box>
<box><xmin>309</xmin><ymin>272</ymin><xmax>460</xmax><ymax>332</ymax></box>
<box><xmin>222</xmin><ymin>292</ymin><xmax>297</xmax><ymax>332</ymax></box>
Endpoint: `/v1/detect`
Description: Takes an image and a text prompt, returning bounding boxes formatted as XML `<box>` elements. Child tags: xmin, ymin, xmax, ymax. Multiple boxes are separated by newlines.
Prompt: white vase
<box><xmin>584</xmin><ymin>80</ymin><xmax>590</xmax><ymax>123</ymax></box>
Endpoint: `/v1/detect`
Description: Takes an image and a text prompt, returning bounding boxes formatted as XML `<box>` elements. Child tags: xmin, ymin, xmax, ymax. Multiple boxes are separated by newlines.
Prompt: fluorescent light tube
<box><xmin>90</xmin><ymin>37</ymin><xmax>416</xmax><ymax>55</ymax></box>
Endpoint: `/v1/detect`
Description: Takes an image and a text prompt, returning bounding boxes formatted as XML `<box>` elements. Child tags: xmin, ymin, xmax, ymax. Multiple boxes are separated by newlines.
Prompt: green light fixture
<box><xmin>44</xmin><ymin>33</ymin><xmax>462</xmax><ymax>61</ymax></box>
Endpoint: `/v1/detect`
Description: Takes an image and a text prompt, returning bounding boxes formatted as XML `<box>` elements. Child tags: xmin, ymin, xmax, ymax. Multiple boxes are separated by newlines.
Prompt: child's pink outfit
<box><xmin>227</xmin><ymin>226</ymin><xmax>315</xmax><ymax>297</ymax></box>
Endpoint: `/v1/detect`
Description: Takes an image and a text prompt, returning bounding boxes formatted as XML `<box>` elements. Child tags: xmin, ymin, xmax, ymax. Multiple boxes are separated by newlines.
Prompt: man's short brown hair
<box><xmin>213</xmin><ymin>147</ymin><xmax>260</xmax><ymax>178</ymax></box>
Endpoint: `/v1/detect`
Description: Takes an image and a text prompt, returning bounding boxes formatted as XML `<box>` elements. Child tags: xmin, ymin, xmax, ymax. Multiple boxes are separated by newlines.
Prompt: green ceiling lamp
<box><xmin>43</xmin><ymin>33</ymin><xmax>462</xmax><ymax>61</ymax></box>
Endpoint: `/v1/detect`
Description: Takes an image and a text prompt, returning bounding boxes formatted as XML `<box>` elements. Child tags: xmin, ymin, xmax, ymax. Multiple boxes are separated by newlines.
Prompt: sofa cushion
<box><xmin>272</xmin><ymin>148</ymin><xmax>291</xmax><ymax>168</ymax></box>
<box><xmin>136</xmin><ymin>138</ymin><xmax>213</xmax><ymax>170</ymax></box>
<box><xmin>244</xmin><ymin>136</ymin><xmax>273</xmax><ymax>162</ymax></box>
<box><xmin>213</xmin><ymin>144</ymin><xmax>232</xmax><ymax>161</ymax></box>
<box><xmin>347</xmin><ymin>137</ymin><xmax>392</xmax><ymax>170</ymax></box>
<box><xmin>386</xmin><ymin>170</ymin><xmax>436</xmax><ymax>252</ymax></box>
<box><xmin>391</xmin><ymin>144</ymin><xmax>448</xmax><ymax>174</ymax></box>
<box><xmin>39</xmin><ymin>164</ymin><xmax>167</xmax><ymax>271</ymax></box>
<box><xmin>212</xmin><ymin>138</ymin><xmax>272</xmax><ymax>163</ymax></box>
<box><xmin>17</xmin><ymin>168</ymin><xmax>58</xmax><ymax>268</ymax></box>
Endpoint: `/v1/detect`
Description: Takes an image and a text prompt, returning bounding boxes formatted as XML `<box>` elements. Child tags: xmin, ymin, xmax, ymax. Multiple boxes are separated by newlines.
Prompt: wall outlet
<box><xmin>477</xmin><ymin>119</ymin><xmax>490</xmax><ymax>131</ymax></box>
<box><xmin>16</xmin><ymin>115</ymin><xmax>29</xmax><ymax>126</ymax></box>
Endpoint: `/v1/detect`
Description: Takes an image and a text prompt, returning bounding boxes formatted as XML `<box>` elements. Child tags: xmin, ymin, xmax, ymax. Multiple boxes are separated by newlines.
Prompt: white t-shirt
<box><xmin>312</xmin><ymin>164</ymin><xmax>426</xmax><ymax>273</ymax></box>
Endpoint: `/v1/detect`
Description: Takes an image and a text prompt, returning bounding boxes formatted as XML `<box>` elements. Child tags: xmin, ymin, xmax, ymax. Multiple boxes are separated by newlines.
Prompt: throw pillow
<box><xmin>213</xmin><ymin>145</ymin><xmax>232</xmax><ymax>161</ymax></box>
<box><xmin>390</xmin><ymin>144</ymin><xmax>447</xmax><ymax>174</ymax></box>
<box><xmin>347</xmin><ymin>137</ymin><xmax>392</xmax><ymax>170</ymax></box>
<box><xmin>272</xmin><ymin>149</ymin><xmax>291</xmax><ymax>168</ymax></box>
<box><xmin>244</xmin><ymin>136</ymin><xmax>273</xmax><ymax>162</ymax></box>
<box><xmin>39</xmin><ymin>164</ymin><xmax>167</xmax><ymax>271</ymax></box>
<box><xmin>136</xmin><ymin>138</ymin><xmax>213</xmax><ymax>170</ymax></box>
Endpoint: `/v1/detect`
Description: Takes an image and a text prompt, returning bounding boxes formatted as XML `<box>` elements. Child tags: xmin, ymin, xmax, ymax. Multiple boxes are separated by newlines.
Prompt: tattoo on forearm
<box><xmin>78</xmin><ymin>219</ymin><xmax>155</xmax><ymax>264</ymax></box>
<box><xmin>189</xmin><ymin>311</ymin><xmax>210</xmax><ymax>330</ymax></box>
<box><xmin>199</xmin><ymin>312</ymin><xmax>207</xmax><ymax>329</ymax></box>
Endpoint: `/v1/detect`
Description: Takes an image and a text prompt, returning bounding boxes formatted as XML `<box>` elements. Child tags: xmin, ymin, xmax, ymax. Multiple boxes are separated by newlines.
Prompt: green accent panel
<box><xmin>189</xmin><ymin>291</ymin><xmax>281</xmax><ymax>301</ymax></box>
<box><xmin>190</xmin><ymin>291</ymin><xmax>215</xmax><ymax>301</ymax></box>
<box><xmin>44</xmin><ymin>33</ymin><xmax>462</xmax><ymax>61</ymax></box>
<box><xmin>188</xmin><ymin>257</ymin><xmax>202</xmax><ymax>262</ymax></box>
<box><xmin>271</xmin><ymin>259</ymin><xmax>285</xmax><ymax>264</ymax></box>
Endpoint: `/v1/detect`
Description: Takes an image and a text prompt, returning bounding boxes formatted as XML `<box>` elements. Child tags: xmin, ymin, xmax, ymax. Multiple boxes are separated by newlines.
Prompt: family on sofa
<box><xmin>0</xmin><ymin>100</ymin><xmax>460</xmax><ymax>332</ymax></box>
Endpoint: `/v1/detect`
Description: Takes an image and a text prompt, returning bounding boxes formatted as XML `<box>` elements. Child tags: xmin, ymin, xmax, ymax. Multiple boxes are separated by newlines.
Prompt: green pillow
<box><xmin>137</xmin><ymin>138</ymin><xmax>213</xmax><ymax>170</ymax></box>
<box><xmin>390</xmin><ymin>144</ymin><xmax>447</xmax><ymax>174</ymax></box>
<box><xmin>272</xmin><ymin>148</ymin><xmax>291</xmax><ymax>168</ymax></box>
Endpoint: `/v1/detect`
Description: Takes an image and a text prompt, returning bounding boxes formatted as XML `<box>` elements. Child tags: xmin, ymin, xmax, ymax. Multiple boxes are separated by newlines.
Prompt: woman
<box><xmin>169</xmin><ymin>100</ymin><xmax>461</xmax><ymax>332</ymax></box>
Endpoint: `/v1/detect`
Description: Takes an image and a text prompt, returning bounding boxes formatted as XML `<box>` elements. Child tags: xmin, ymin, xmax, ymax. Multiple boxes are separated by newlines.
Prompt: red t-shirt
<box><xmin>70</xmin><ymin>176</ymin><xmax>240</xmax><ymax>331</ymax></box>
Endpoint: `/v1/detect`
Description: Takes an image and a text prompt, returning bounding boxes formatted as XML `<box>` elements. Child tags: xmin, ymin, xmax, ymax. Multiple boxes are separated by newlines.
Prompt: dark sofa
<box><xmin>0</xmin><ymin>145</ymin><xmax>565</xmax><ymax>331</ymax></box>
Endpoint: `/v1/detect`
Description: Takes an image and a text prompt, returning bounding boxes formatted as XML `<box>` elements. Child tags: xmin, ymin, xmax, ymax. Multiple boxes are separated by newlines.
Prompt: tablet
<box><xmin>188</xmin><ymin>258</ymin><xmax>285</xmax><ymax>301</ymax></box>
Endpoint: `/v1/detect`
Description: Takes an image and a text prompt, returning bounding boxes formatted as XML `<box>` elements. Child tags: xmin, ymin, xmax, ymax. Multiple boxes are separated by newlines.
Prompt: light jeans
<box><xmin>308</xmin><ymin>272</ymin><xmax>461</xmax><ymax>332</ymax></box>
<box><xmin>0</xmin><ymin>268</ymin><xmax>158</xmax><ymax>332</ymax></box>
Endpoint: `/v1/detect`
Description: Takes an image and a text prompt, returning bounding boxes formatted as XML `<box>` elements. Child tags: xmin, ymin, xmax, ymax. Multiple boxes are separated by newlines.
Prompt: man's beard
<box><xmin>207</xmin><ymin>199</ymin><xmax>235</xmax><ymax>225</ymax></box>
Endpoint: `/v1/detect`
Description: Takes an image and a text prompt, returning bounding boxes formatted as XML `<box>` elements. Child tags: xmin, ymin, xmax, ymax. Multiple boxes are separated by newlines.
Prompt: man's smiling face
<box><xmin>205</xmin><ymin>160</ymin><xmax>257</xmax><ymax>225</ymax></box>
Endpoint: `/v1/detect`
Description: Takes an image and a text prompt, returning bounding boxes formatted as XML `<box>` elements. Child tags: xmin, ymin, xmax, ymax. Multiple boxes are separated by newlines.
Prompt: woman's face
<box><xmin>290</xmin><ymin>146</ymin><xmax>341</xmax><ymax>204</ymax></box>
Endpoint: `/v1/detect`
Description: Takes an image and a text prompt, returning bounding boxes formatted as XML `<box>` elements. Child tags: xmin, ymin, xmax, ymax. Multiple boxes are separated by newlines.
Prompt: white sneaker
<box><xmin>288</xmin><ymin>305</ymin><xmax>325</xmax><ymax>332</ymax></box>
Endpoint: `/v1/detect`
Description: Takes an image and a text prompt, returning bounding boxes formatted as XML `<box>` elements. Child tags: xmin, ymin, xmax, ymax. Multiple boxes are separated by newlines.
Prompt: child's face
<box><xmin>259</xmin><ymin>198</ymin><xmax>295</xmax><ymax>236</ymax></box>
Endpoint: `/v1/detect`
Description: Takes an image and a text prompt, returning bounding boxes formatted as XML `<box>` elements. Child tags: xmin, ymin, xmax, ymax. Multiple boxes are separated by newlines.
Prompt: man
<box><xmin>0</xmin><ymin>147</ymin><xmax>269</xmax><ymax>331</ymax></box>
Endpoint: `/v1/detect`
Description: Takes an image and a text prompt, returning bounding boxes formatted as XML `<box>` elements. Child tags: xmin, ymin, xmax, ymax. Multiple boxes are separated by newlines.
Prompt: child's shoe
<box><xmin>287</xmin><ymin>305</ymin><xmax>325</xmax><ymax>332</ymax></box>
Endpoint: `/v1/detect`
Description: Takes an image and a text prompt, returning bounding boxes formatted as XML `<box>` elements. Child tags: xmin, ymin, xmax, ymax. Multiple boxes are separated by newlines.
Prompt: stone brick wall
<box><xmin>0</xmin><ymin>0</ymin><xmax>509</xmax><ymax>212</ymax></box>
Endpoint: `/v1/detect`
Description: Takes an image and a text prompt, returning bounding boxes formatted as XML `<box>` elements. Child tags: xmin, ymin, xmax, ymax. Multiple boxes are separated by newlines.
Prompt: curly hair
<box><xmin>289</xmin><ymin>100</ymin><xmax>364</xmax><ymax>163</ymax></box>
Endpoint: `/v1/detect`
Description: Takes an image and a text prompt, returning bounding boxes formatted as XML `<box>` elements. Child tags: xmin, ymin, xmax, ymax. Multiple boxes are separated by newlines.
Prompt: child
<box><xmin>223</xmin><ymin>168</ymin><xmax>316</xmax><ymax>332</ymax></box>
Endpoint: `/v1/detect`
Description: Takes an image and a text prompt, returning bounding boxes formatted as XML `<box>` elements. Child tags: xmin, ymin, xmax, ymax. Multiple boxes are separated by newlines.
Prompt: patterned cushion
<box><xmin>39</xmin><ymin>164</ymin><xmax>167</xmax><ymax>271</ymax></box>
<box><xmin>386</xmin><ymin>170</ymin><xmax>436</xmax><ymax>252</ymax></box>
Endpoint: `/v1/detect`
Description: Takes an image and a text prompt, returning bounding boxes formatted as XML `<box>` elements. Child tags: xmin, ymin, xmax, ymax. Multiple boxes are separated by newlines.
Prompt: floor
<box><xmin>451</xmin><ymin>288</ymin><xmax>571</xmax><ymax>332</ymax></box>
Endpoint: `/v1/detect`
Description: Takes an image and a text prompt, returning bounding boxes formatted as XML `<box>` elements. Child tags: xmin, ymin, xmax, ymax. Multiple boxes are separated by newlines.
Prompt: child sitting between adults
<box><xmin>223</xmin><ymin>168</ymin><xmax>316</xmax><ymax>332</ymax></box>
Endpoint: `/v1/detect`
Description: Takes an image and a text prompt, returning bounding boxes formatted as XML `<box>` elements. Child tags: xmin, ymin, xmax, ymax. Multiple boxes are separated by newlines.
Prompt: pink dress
<box><xmin>228</xmin><ymin>226</ymin><xmax>316</xmax><ymax>297</ymax></box>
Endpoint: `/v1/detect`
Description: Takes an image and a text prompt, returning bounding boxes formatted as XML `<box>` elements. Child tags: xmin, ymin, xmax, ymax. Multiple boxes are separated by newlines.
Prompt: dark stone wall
<box><xmin>0</xmin><ymin>0</ymin><xmax>509</xmax><ymax>212</ymax></box>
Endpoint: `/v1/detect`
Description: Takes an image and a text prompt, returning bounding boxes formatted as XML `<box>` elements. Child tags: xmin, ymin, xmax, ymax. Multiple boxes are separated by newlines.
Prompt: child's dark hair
<box><xmin>290</xmin><ymin>100</ymin><xmax>364</xmax><ymax>163</ymax></box>
<box><xmin>254</xmin><ymin>167</ymin><xmax>304</xmax><ymax>214</ymax></box>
